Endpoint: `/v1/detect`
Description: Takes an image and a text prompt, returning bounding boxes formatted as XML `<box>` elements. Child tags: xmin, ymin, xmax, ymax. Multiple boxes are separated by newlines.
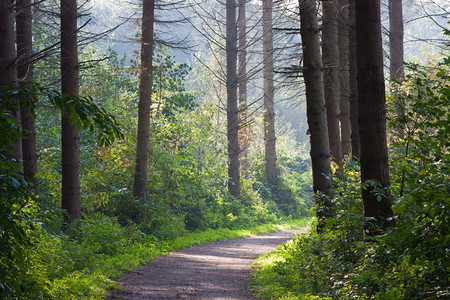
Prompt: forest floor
<box><xmin>106</xmin><ymin>228</ymin><xmax>304</xmax><ymax>299</ymax></box>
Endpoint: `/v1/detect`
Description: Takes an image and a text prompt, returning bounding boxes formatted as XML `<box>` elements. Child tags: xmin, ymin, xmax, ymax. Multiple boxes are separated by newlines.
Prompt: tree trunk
<box><xmin>299</xmin><ymin>0</ymin><xmax>332</xmax><ymax>225</ymax></box>
<box><xmin>238</xmin><ymin>0</ymin><xmax>248</xmax><ymax>176</ymax></box>
<box><xmin>133</xmin><ymin>0</ymin><xmax>155</xmax><ymax>200</ymax></box>
<box><xmin>61</xmin><ymin>0</ymin><xmax>81</xmax><ymax>221</ymax></box>
<box><xmin>0</xmin><ymin>1</ymin><xmax>16</xmax><ymax>86</ymax></box>
<box><xmin>17</xmin><ymin>0</ymin><xmax>39</xmax><ymax>194</ymax></box>
<box><xmin>355</xmin><ymin>0</ymin><xmax>394</xmax><ymax>234</ymax></box>
<box><xmin>0</xmin><ymin>0</ymin><xmax>22</xmax><ymax>168</ymax></box>
<box><xmin>322</xmin><ymin>0</ymin><xmax>342</xmax><ymax>164</ymax></box>
<box><xmin>389</xmin><ymin>0</ymin><xmax>404</xmax><ymax>80</ymax></box>
<box><xmin>263</xmin><ymin>0</ymin><xmax>277</xmax><ymax>185</ymax></box>
<box><xmin>348</xmin><ymin>0</ymin><xmax>360</xmax><ymax>158</ymax></box>
<box><xmin>337</xmin><ymin>0</ymin><xmax>351</xmax><ymax>157</ymax></box>
<box><xmin>226</xmin><ymin>0</ymin><xmax>241</xmax><ymax>199</ymax></box>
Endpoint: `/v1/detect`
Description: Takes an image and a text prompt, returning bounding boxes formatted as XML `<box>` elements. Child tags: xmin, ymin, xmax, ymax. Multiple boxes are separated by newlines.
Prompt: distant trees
<box><xmin>262</xmin><ymin>0</ymin><xmax>277</xmax><ymax>185</ymax></box>
<box><xmin>338</xmin><ymin>0</ymin><xmax>351</xmax><ymax>157</ymax></box>
<box><xmin>389</xmin><ymin>0</ymin><xmax>404</xmax><ymax>80</ymax></box>
<box><xmin>17</xmin><ymin>0</ymin><xmax>39</xmax><ymax>194</ymax></box>
<box><xmin>238</xmin><ymin>0</ymin><xmax>249</xmax><ymax>174</ymax></box>
<box><xmin>322</xmin><ymin>0</ymin><xmax>342</xmax><ymax>164</ymax></box>
<box><xmin>348</xmin><ymin>0</ymin><xmax>360</xmax><ymax>158</ymax></box>
<box><xmin>133</xmin><ymin>0</ymin><xmax>155</xmax><ymax>200</ymax></box>
<box><xmin>226</xmin><ymin>0</ymin><xmax>241</xmax><ymax>199</ymax></box>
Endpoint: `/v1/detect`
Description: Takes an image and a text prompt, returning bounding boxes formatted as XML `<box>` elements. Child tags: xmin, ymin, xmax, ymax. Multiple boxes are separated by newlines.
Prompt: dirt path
<box><xmin>107</xmin><ymin>229</ymin><xmax>303</xmax><ymax>299</ymax></box>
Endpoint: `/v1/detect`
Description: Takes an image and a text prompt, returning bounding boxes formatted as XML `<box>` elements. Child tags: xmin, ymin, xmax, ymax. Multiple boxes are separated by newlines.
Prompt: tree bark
<box><xmin>17</xmin><ymin>0</ymin><xmax>39</xmax><ymax>194</ymax></box>
<box><xmin>238</xmin><ymin>0</ymin><xmax>248</xmax><ymax>176</ymax></box>
<box><xmin>133</xmin><ymin>0</ymin><xmax>155</xmax><ymax>200</ymax></box>
<box><xmin>226</xmin><ymin>0</ymin><xmax>241</xmax><ymax>199</ymax></box>
<box><xmin>61</xmin><ymin>0</ymin><xmax>81</xmax><ymax>220</ymax></box>
<box><xmin>355</xmin><ymin>0</ymin><xmax>394</xmax><ymax>234</ymax></box>
<box><xmin>0</xmin><ymin>1</ymin><xmax>16</xmax><ymax>86</ymax></box>
<box><xmin>263</xmin><ymin>0</ymin><xmax>277</xmax><ymax>185</ymax></box>
<box><xmin>322</xmin><ymin>0</ymin><xmax>342</xmax><ymax>164</ymax></box>
<box><xmin>337</xmin><ymin>0</ymin><xmax>351</xmax><ymax>157</ymax></box>
<box><xmin>0</xmin><ymin>0</ymin><xmax>22</xmax><ymax>168</ymax></box>
<box><xmin>299</xmin><ymin>0</ymin><xmax>332</xmax><ymax>225</ymax></box>
<box><xmin>348</xmin><ymin>0</ymin><xmax>360</xmax><ymax>158</ymax></box>
<box><xmin>389</xmin><ymin>0</ymin><xmax>404</xmax><ymax>80</ymax></box>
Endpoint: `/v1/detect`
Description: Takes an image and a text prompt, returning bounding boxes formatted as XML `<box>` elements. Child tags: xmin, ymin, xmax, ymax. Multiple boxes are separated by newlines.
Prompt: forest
<box><xmin>0</xmin><ymin>0</ymin><xmax>448</xmax><ymax>299</ymax></box>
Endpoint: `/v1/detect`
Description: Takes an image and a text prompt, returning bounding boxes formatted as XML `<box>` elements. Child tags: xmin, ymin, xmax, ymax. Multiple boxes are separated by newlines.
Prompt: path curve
<box><xmin>107</xmin><ymin>229</ymin><xmax>302</xmax><ymax>299</ymax></box>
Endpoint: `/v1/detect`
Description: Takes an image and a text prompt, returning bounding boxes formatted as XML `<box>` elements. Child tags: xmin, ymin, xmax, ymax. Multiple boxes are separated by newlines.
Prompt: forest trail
<box><xmin>107</xmin><ymin>229</ymin><xmax>304</xmax><ymax>299</ymax></box>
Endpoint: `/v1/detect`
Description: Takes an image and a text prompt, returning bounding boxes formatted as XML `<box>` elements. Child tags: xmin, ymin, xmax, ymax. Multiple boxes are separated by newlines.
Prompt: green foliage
<box><xmin>152</xmin><ymin>48</ymin><xmax>197</xmax><ymax>119</ymax></box>
<box><xmin>0</xmin><ymin>101</ymin><xmax>39</xmax><ymax>298</ymax></box>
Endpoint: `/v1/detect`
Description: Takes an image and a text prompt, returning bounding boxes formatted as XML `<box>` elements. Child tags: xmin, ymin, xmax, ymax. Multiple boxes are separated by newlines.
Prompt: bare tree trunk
<box><xmin>299</xmin><ymin>0</ymin><xmax>332</xmax><ymax>226</ymax></box>
<box><xmin>17</xmin><ymin>0</ymin><xmax>39</xmax><ymax>194</ymax></box>
<box><xmin>263</xmin><ymin>0</ymin><xmax>277</xmax><ymax>184</ymax></box>
<box><xmin>238</xmin><ymin>0</ymin><xmax>248</xmax><ymax>177</ymax></box>
<box><xmin>0</xmin><ymin>0</ymin><xmax>22</xmax><ymax>169</ymax></box>
<box><xmin>389</xmin><ymin>0</ymin><xmax>404</xmax><ymax>80</ymax></box>
<box><xmin>0</xmin><ymin>0</ymin><xmax>16</xmax><ymax>85</ymax></box>
<box><xmin>355</xmin><ymin>0</ymin><xmax>394</xmax><ymax>234</ymax></box>
<box><xmin>226</xmin><ymin>0</ymin><xmax>241</xmax><ymax>199</ymax></box>
<box><xmin>133</xmin><ymin>0</ymin><xmax>155</xmax><ymax>200</ymax></box>
<box><xmin>322</xmin><ymin>0</ymin><xmax>342</xmax><ymax>164</ymax></box>
<box><xmin>337</xmin><ymin>0</ymin><xmax>351</xmax><ymax>157</ymax></box>
<box><xmin>60</xmin><ymin>0</ymin><xmax>81</xmax><ymax>220</ymax></box>
<box><xmin>348</xmin><ymin>0</ymin><xmax>360</xmax><ymax>158</ymax></box>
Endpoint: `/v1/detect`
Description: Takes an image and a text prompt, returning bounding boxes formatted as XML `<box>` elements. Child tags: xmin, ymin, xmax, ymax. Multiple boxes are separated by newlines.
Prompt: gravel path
<box><xmin>106</xmin><ymin>229</ymin><xmax>303</xmax><ymax>299</ymax></box>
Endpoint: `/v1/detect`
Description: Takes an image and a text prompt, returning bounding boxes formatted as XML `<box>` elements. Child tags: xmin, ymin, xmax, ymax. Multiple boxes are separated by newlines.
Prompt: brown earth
<box><xmin>106</xmin><ymin>229</ymin><xmax>303</xmax><ymax>299</ymax></box>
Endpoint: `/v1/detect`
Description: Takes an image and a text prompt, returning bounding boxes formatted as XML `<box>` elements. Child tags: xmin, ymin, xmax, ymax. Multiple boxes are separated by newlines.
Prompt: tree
<box><xmin>322</xmin><ymin>0</ymin><xmax>342</xmax><ymax>163</ymax></box>
<box><xmin>355</xmin><ymin>0</ymin><xmax>394</xmax><ymax>234</ymax></box>
<box><xmin>0</xmin><ymin>0</ymin><xmax>22</xmax><ymax>168</ymax></box>
<box><xmin>238</xmin><ymin>0</ymin><xmax>249</xmax><ymax>175</ymax></box>
<box><xmin>298</xmin><ymin>0</ymin><xmax>332</xmax><ymax>226</ymax></box>
<box><xmin>338</xmin><ymin>0</ymin><xmax>351</xmax><ymax>157</ymax></box>
<box><xmin>60</xmin><ymin>0</ymin><xmax>81</xmax><ymax>220</ymax></box>
<box><xmin>389</xmin><ymin>0</ymin><xmax>404</xmax><ymax>80</ymax></box>
<box><xmin>263</xmin><ymin>0</ymin><xmax>277</xmax><ymax>185</ymax></box>
<box><xmin>348</xmin><ymin>0</ymin><xmax>360</xmax><ymax>158</ymax></box>
<box><xmin>133</xmin><ymin>0</ymin><xmax>155</xmax><ymax>200</ymax></box>
<box><xmin>17</xmin><ymin>0</ymin><xmax>39</xmax><ymax>194</ymax></box>
<box><xmin>226</xmin><ymin>0</ymin><xmax>241</xmax><ymax>199</ymax></box>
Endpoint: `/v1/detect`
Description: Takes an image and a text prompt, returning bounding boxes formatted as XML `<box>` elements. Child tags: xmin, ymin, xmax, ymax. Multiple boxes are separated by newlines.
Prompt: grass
<box><xmin>251</xmin><ymin>221</ymin><xmax>314</xmax><ymax>300</ymax></box>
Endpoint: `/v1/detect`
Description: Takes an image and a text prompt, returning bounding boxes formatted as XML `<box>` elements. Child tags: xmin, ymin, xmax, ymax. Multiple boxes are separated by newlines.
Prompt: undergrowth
<box><xmin>251</xmin><ymin>53</ymin><xmax>449</xmax><ymax>299</ymax></box>
<box><xmin>1</xmin><ymin>209</ymin><xmax>310</xmax><ymax>300</ymax></box>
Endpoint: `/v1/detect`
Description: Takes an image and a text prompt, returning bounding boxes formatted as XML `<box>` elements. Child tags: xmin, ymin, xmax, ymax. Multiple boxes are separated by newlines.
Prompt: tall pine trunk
<box><xmin>355</xmin><ymin>0</ymin><xmax>394</xmax><ymax>234</ymax></box>
<box><xmin>338</xmin><ymin>0</ymin><xmax>351</xmax><ymax>157</ymax></box>
<box><xmin>133</xmin><ymin>0</ymin><xmax>155</xmax><ymax>200</ymax></box>
<box><xmin>17</xmin><ymin>0</ymin><xmax>39</xmax><ymax>194</ymax></box>
<box><xmin>238</xmin><ymin>0</ymin><xmax>248</xmax><ymax>176</ymax></box>
<box><xmin>61</xmin><ymin>0</ymin><xmax>81</xmax><ymax>220</ymax></box>
<box><xmin>0</xmin><ymin>0</ymin><xmax>16</xmax><ymax>85</ymax></box>
<box><xmin>263</xmin><ymin>0</ymin><xmax>277</xmax><ymax>184</ymax></box>
<box><xmin>322</xmin><ymin>0</ymin><xmax>342</xmax><ymax>164</ymax></box>
<box><xmin>226</xmin><ymin>0</ymin><xmax>241</xmax><ymax>199</ymax></box>
<box><xmin>348</xmin><ymin>0</ymin><xmax>360</xmax><ymax>158</ymax></box>
<box><xmin>389</xmin><ymin>0</ymin><xmax>404</xmax><ymax>80</ymax></box>
<box><xmin>0</xmin><ymin>0</ymin><xmax>22</xmax><ymax>168</ymax></box>
<box><xmin>299</xmin><ymin>0</ymin><xmax>332</xmax><ymax>226</ymax></box>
